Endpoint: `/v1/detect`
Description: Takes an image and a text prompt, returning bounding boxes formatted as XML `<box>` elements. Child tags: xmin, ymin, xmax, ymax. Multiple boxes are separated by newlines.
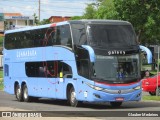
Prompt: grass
<box><xmin>143</xmin><ymin>95</ymin><xmax>160</xmax><ymax>101</ymax></box>
<box><xmin>0</xmin><ymin>80</ymin><xmax>3</xmax><ymax>90</ymax></box>
<box><xmin>0</xmin><ymin>36</ymin><xmax>3</xmax><ymax>47</ymax></box>
<box><xmin>150</xmin><ymin>70</ymin><xmax>158</xmax><ymax>75</ymax></box>
<box><xmin>0</xmin><ymin>70</ymin><xmax>3</xmax><ymax>90</ymax></box>
<box><xmin>0</xmin><ymin>70</ymin><xmax>3</xmax><ymax>78</ymax></box>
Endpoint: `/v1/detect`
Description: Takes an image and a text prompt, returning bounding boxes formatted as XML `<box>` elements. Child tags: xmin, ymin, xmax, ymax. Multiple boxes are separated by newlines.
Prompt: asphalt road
<box><xmin>0</xmin><ymin>91</ymin><xmax>160</xmax><ymax>119</ymax></box>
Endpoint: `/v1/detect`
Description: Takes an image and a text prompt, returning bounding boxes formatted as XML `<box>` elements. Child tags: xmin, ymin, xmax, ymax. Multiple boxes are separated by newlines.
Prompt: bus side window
<box><xmin>58</xmin><ymin>62</ymin><xmax>72</xmax><ymax>78</ymax></box>
<box><xmin>71</xmin><ymin>24</ymin><xmax>87</xmax><ymax>45</ymax></box>
<box><xmin>60</xmin><ymin>25</ymin><xmax>72</xmax><ymax>47</ymax></box>
<box><xmin>25</xmin><ymin>62</ymin><xmax>36</xmax><ymax>77</ymax></box>
<box><xmin>44</xmin><ymin>27</ymin><xmax>55</xmax><ymax>46</ymax></box>
<box><xmin>4</xmin><ymin>64</ymin><xmax>9</xmax><ymax>76</ymax></box>
<box><xmin>5</xmin><ymin>33</ymin><xmax>15</xmax><ymax>49</ymax></box>
<box><xmin>55</xmin><ymin>25</ymin><xmax>72</xmax><ymax>48</ymax></box>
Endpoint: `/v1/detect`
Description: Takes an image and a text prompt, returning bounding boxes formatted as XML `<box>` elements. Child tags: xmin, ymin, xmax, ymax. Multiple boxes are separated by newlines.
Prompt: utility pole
<box><xmin>157</xmin><ymin>45</ymin><xmax>159</xmax><ymax>96</ymax></box>
<box><xmin>39</xmin><ymin>0</ymin><xmax>40</xmax><ymax>21</ymax></box>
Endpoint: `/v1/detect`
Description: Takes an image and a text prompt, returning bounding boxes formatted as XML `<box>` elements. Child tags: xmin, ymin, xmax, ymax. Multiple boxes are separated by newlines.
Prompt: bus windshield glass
<box><xmin>93</xmin><ymin>54</ymin><xmax>140</xmax><ymax>83</ymax></box>
<box><xmin>87</xmin><ymin>24</ymin><xmax>137</xmax><ymax>47</ymax></box>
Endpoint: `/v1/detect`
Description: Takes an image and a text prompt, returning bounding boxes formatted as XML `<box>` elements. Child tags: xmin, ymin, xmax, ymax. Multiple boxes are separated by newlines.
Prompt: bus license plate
<box><xmin>115</xmin><ymin>97</ymin><xmax>124</xmax><ymax>101</ymax></box>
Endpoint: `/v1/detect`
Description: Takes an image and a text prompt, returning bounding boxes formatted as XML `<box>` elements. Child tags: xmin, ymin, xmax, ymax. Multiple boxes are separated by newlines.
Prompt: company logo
<box><xmin>118</xmin><ymin>90</ymin><xmax>121</xmax><ymax>94</ymax></box>
<box><xmin>108</xmin><ymin>50</ymin><xmax>125</xmax><ymax>55</ymax></box>
<box><xmin>17</xmin><ymin>50</ymin><xmax>37</xmax><ymax>58</ymax></box>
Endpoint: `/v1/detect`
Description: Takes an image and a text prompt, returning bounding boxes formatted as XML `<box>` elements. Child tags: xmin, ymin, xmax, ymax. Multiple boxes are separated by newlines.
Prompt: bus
<box><xmin>4</xmin><ymin>20</ymin><xmax>142</xmax><ymax>107</ymax></box>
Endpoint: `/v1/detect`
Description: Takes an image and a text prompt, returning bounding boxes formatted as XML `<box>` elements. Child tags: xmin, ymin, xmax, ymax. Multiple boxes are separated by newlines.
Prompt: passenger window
<box><xmin>56</xmin><ymin>25</ymin><xmax>72</xmax><ymax>48</ymax></box>
<box><xmin>25</xmin><ymin>61</ymin><xmax>72</xmax><ymax>78</ymax></box>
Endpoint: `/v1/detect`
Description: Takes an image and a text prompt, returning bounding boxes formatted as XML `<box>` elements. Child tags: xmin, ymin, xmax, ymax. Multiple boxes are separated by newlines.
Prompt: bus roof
<box><xmin>69</xmin><ymin>19</ymin><xmax>131</xmax><ymax>25</ymax></box>
<box><xmin>5</xmin><ymin>21</ymin><xmax>69</xmax><ymax>34</ymax></box>
<box><xmin>5</xmin><ymin>19</ymin><xmax>131</xmax><ymax>34</ymax></box>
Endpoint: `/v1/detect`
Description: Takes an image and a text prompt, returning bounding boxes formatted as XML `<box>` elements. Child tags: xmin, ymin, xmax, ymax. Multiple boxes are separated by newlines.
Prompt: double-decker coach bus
<box><xmin>4</xmin><ymin>20</ymin><xmax>141</xmax><ymax>107</ymax></box>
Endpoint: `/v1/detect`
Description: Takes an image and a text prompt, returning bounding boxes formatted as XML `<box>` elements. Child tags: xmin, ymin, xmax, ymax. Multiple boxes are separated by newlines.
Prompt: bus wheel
<box><xmin>110</xmin><ymin>102</ymin><xmax>122</xmax><ymax>107</ymax></box>
<box><xmin>15</xmin><ymin>84</ymin><xmax>23</xmax><ymax>102</ymax></box>
<box><xmin>69</xmin><ymin>87</ymin><xmax>79</xmax><ymax>107</ymax></box>
<box><xmin>23</xmin><ymin>84</ymin><xmax>31</xmax><ymax>102</ymax></box>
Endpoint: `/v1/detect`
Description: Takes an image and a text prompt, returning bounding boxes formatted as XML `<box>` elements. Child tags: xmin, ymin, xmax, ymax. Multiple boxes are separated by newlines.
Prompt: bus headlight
<box><xmin>86</xmin><ymin>83</ymin><xmax>103</xmax><ymax>91</ymax></box>
<box><xmin>94</xmin><ymin>86</ymin><xmax>103</xmax><ymax>91</ymax></box>
<box><xmin>133</xmin><ymin>86</ymin><xmax>141</xmax><ymax>90</ymax></box>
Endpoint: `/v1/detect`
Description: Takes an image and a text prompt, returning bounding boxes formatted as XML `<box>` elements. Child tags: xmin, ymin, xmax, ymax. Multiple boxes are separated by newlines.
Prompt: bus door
<box><xmin>56</xmin><ymin>61</ymin><xmax>72</xmax><ymax>99</ymax></box>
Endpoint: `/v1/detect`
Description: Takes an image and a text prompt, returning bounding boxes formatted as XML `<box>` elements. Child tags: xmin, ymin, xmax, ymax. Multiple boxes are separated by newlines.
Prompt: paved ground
<box><xmin>0</xmin><ymin>91</ymin><xmax>159</xmax><ymax>120</ymax></box>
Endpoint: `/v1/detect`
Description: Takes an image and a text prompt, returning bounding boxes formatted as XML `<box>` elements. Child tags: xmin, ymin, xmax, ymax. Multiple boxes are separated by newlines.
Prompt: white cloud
<box><xmin>0</xmin><ymin>0</ymin><xmax>92</xmax><ymax>20</ymax></box>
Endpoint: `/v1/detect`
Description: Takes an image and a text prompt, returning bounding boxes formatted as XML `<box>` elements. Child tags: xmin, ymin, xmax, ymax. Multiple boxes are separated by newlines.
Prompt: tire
<box><xmin>149</xmin><ymin>92</ymin><xmax>156</xmax><ymax>96</ymax></box>
<box><xmin>110</xmin><ymin>102</ymin><xmax>122</xmax><ymax>107</ymax></box>
<box><xmin>23</xmin><ymin>84</ymin><xmax>31</xmax><ymax>102</ymax></box>
<box><xmin>15</xmin><ymin>84</ymin><xmax>23</xmax><ymax>102</ymax></box>
<box><xmin>69</xmin><ymin>87</ymin><xmax>81</xmax><ymax>107</ymax></box>
<box><xmin>156</xmin><ymin>87</ymin><xmax>160</xmax><ymax>96</ymax></box>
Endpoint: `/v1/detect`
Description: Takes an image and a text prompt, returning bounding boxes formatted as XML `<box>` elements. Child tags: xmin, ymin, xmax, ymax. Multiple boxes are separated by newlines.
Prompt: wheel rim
<box><xmin>16</xmin><ymin>87</ymin><xmax>21</xmax><ymax>99</ymax></box>
<box><xmin>23</xmin><ymin>87</ymin><xmax>28</xmax><ymax>99</ymax></box>
<box><xmin>70</xmin><ymin>90</ymin><xmax>76</xmax><ymax>103</ymax></box>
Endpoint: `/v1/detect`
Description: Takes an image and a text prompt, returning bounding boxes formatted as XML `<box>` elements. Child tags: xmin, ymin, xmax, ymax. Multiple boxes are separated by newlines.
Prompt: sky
<box><xmin>0</xmin><ymin>0</ymin><xmax>94</xmax><ymax>20</ymax></box>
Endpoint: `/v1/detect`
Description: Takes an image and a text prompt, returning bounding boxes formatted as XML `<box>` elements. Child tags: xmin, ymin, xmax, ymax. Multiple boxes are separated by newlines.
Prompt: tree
<box><xmin>71</xmin><ymin>16</ymin><xmax>82</xmax><ymax>20</ymax></box>
<box><xmin>82</xmin><ymin>0</ymin><xmax>118</xmax><ymax>19</ymax></box>
<box><xmin>39</xmin><ymin>19</ymin><xmax>50</xmax><ymax>25</ymax></box>
<box><xmin>96</xmin><ymin>0</ymin><xmax>118</xmax><ymax>19</ymax></box>
<box><xmin>83</xmin><ymin>4</ymin><xmax>97</xmax><ymax>19</ymax></box>
<box><xmin>114</xmin><ymin>0</ymin><xmax>160</xmax><ymax>44</ymax></box>
<box><xmin>33</xmin><ymin>13</ymin><xmax>39</xmax><ymax>25</ymax></box>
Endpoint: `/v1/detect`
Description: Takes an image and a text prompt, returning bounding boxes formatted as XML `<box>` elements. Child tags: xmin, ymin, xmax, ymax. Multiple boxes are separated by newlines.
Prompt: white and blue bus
<box><xmin>4</xmin><ymin>20</ymin><xmax>142</xmax><ymax>107</ymax></box>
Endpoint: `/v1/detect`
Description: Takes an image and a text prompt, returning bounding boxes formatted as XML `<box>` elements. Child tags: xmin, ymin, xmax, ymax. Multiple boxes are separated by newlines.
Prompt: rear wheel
<box><xmin>15</xmin><ymin>84</ymin><xmax>23</xmax><ymax>102</ymax></box>
<box><xmin>23</xmin><ymin>84</ymin><xmax>31</xmax><ymax>102</ymax></box>
<box><xmin>149</xmin><ymin>91</ymin><xmax>156</xmax><ymax>96</ymax></box>
<box><xmin>110</xmin><ymin>102</ymin><xmax>122</xmax><ymax>107</ymax></box>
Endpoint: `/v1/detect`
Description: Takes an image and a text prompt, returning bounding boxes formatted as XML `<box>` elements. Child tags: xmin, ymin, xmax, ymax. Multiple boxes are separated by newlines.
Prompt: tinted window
<box><xmin>71</xmin><ymin>24</ymin><xmax>87</xmax><ymax>45</ymax></box>
<box><xmin>25</xmin><ymin>61</ymin><xmax>72</xmax><ymax>78</ymax></box>
<box><xmin>88</xmin><ymin>24</ymin><xmax>137</xmax><ymax>47</ymax></box>
<box><xmin>56</xmin><ymin>25</ymin><xmax>72</xmax><ymax>47</ymax></box>
<box><xmin>4</xmin><ymin>25</ymin><xmax>73</xmax><ymax>49</ymax></box>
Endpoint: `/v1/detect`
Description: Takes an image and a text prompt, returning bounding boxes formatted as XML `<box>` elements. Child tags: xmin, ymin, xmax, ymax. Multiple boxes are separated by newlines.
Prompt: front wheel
<box><xmin>69</xmin><ymin>87</ymin><xmax>81</xmax><ymax>107</ymax></box>
<box><xmin>110</xmin><ymin>102</ymin><xmax>122</xmax><ymax>107</ymax></box>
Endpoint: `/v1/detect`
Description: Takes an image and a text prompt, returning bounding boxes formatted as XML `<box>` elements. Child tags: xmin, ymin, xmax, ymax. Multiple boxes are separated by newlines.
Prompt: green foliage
<box><xmin>96</xmin><ymin>0</ymin><xmax>118</xmax><ymax>19</ymax></box>
<box><xmin>0</xmin><ymin>71</ymin><xmax>3</xmax><ymax>91</ymax></box>
<box><xmin>143</xmin><ymin>96</ymin><xmax>160</xmax><ymax>101</ymax></box>
<box><xmin>71</xmin><ymin>16</ymin><xmax>83</xmax><ymax>20</ymax></box>
<box><xmin>113</xmin><ymin>0</ymin><xmax>160</xmax><ymax>44</ymax></box>
<box><xmin>82</xmin><ymin>0</ymin><xmax>117</xmax><ymax>19</ymax></box>
<box><xmin>0</xmin><ymin>82</ymin><xmax>3</xmax><ymax>90</ymax></box>
<box><xmin>83</xmin><ymin>4</ymin><xmax>97</xmax><ymax>19</ymax></box>
<box><xmin>33</xmin><ymin>13</ymin><xmax>39</xmax><ymax>25</ymax></box>
<box><xmin>81</xmin><ymin>0</ymin><xmax>160</xmax><ymax>45</ymax></box>
<box><xmin>0</xmin><ymin>70</ymin><xmax>3</xmax><ymax>78</ymax></box>
<box><xmin>39</xmin><ymin>19</ymin><xmax>51</xmax><ymax>25</ymax></box>
<box><xmin>0</xmin><ymin>36</ymin><xmax>3</xmax><ymax>47</ymax></box>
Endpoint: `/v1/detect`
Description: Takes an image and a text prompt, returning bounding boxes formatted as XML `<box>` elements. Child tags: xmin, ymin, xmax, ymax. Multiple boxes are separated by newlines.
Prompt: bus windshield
<box><xmin>93</xmin><ymin>54</ymin><xmax>140</xmax><ymax>83</ymax></box>
<box><xmin>87</xmin><ymin>24</ymin><xmax>137</xmax><ymax>48</ymax></box>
